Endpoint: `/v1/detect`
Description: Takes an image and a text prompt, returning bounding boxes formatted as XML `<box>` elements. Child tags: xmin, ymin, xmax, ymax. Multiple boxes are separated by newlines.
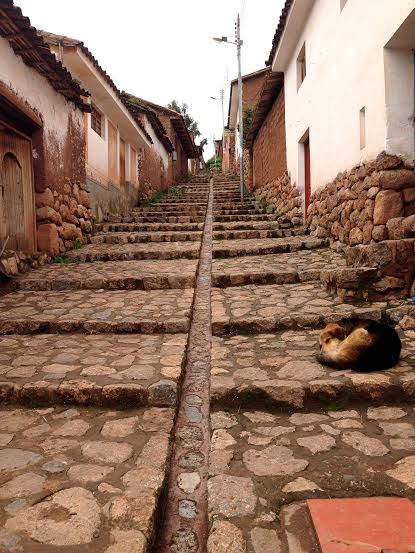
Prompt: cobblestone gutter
<box><xmin>156</xmin><ymin>179</ymin><xmax>213</xmax><ymax>553</ymax></box>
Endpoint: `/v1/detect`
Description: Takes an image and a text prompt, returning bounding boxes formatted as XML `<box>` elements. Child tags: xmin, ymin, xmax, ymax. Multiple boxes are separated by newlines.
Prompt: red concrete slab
<box><xmin>308</xmin><ymin>498</ymin><xmax>415</xmax><ymax>553</ymax></box>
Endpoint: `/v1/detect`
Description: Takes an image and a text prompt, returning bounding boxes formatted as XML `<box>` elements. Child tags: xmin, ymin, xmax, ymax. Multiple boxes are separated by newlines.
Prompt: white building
<box><xmin>40</xmin><ymin>32</ymin><xmax>161</xmax><ymax>221</ymax></box>
<box><xmin>269</xmin><ymin>0</ymin><xmax>415</xmax><ymax>205</ymax></box>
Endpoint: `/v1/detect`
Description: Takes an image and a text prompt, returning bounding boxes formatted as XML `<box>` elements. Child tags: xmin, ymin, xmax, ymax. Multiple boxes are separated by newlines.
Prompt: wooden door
<box><xmin>119</xmin><ymin>139</ymin><xmax>126</xmax><ymax>186</ymax></box>
<box><xmin>0</xmin><ymin>128</ymin><xmax>35</xmax><ymax>251</ymax></box>
<box><xmin>304</xmin><ymin>138</ymin><xmax>311</xmax><ymax>216</ymax></box>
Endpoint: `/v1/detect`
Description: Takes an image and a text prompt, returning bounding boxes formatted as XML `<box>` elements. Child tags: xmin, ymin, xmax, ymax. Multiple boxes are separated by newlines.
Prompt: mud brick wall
<box><xmin>247</xmin><ymin>88</ymin><xmax>302</xmax><ymax>222</ymax></box>
<box><xmin>138</xmin><ymin>145</ymin><xmax>169</xmax><ymax>201</ymax></box>
<box><xmin>34</xmin><ymin>109</ymin><xmax>94</xmax><ymax>256</ymax></box>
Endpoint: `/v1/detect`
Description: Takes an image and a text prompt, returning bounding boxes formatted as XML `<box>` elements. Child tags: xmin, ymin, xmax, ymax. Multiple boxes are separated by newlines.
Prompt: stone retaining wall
<box><xmin>307</xmin><ymin>152</ymin><xmax>415</xmax><ymax>245</ymax></box>
<box><xmin>0</xmin><ymin>250</ymin><xmax>50</xmax><ymax>278</ymax></box>
<box><xmin>35</xmin><ymin>179</ymin><xmax>94</xmax><ymax>256</ymax></box>
<box><xmin>252</xmin><ymin>171</ymin><xmax>303</xmax><ymax>223</ymax></box>
<box><xmin>307</xmin><ymin>153</ymin><xmax>415</xmax><ymax>300</ymax></box>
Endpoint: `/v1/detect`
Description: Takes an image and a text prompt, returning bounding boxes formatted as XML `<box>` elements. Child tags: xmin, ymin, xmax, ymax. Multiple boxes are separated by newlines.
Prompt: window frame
<box><xmin>297</xmin><ymin>43</ymin><xmax>307</xmax><ymax>91</ymax></box>
<box><xmin>91</xmin><ymin>105</ymin><xmax>104</xmax><ymax>138</ymax></box>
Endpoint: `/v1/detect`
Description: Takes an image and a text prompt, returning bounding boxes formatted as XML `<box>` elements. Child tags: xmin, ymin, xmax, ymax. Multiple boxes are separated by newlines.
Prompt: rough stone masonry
<box><xmin>0</xmin><ymin>173</ymin><xmax>414</xmax><ymax>553</ymax></box>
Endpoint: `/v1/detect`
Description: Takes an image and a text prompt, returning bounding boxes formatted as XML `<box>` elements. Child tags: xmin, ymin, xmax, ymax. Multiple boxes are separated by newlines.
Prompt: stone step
<box><xmin>0</xmin><ymin>288</ymin><xmax>194</xmax><ymax>335</ymax></box>
<box><xmin>211</xmin><ymin>326</ymin><xmax>413</xmax><ymax>408</ymax></box>
<box><xmin>15</xmin><ymin>259</ymin><xmax>197</xmax><ymax>291</ymax></box>
<box><xmin>0</xmin><ymin>333</ymin><xmax>187</xmax><ymax>407</ymax></box>
<box><xmin>213</xmin><ymin>236</ymin><xmax>328</xmax><ymax>258</ymax></box>
<box><xmin>211</xmin><ymin>281</ymin><xmax>389</xmax><ymax>335</ymax></box>
<box><xmin>133</xmin><ymin>205</ymin><xmax>206</xmax><ymax>213</ymax></box>
<box><xmin>132</xmin><ymin>208</ymin><xmax>206</xmax><ymax>216</ymax></box>
<box><xmin>213</xmin><ymin>221</ymin><xmax>294</xmax><ymax>231</ymax></box>
<box><xmin>213</xmin><ymin>209</ymin><xmax>267</xmax><ymax>216</ymax></box>
<box><xmin>213</xmin><ymin>228</ymin><xmax>306</xmax><ymax>241</ymax></box>
<box><xmin>91</xmin><ymin>231</ymin><xmax>202</xmax><ymax>244</ymax></box>
<box><xmin>95</xmin><ymin>222</ymin><xmax>204</xmax><ymax>233</ymax></box>
<box><xmin>121</xmin><ymin>215</ymin><xmax>205</xmax><ymax>224</ymax></box>
<box><xmin>214</xmin><ymin>214</ymin><xmax>279</xmax><ymax>222</ymax></box>
<box><xmin>212</xmin><ymin>249</ymin><xmax>345</xmax><ymax>287</ymax></box>
<box><xmin>207</xmin><ymin>401</ymin><xmax>415</xmax><ymax>552</ymax></box>
<box><xmin>0</xmin><ymin>404</ymin><xmax>173</xmax><ymax>551</ymax></box>
<box><xmin>66</xmin><ymin>241</ymin><xmax>201</xmax><ymax>261</ymax></box>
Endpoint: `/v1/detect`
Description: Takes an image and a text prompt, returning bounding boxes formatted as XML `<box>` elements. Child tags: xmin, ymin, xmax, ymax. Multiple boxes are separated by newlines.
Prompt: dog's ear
<box><xmin>324</xmin><ymin>323</ymin><xmax>346</xmax><ymax>340</ymax></box>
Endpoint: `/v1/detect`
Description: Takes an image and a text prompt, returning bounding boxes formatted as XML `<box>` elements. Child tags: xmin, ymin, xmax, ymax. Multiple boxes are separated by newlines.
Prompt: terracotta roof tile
<box><xmin>266</xmin><ymin>0</ymin><xmax>294</xmax><ymax>67</ymax></box>
<box><xmin>0</xmin><ymin>1</ymin><xmax>90</xmax><ymax>110</ymax></box>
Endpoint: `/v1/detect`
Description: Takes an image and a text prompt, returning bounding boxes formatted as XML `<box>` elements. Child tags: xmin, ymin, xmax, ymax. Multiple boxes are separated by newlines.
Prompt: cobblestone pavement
<box><xmin>207</xmin><ymin>405</ymin><xmax>415</xmax><ymax>552</ymax></box>
<box><xmin>0</xmin><ymin>289</ymin><xmax>193</xmax><ymax>334</ymax></box>
<box><xmin>0</xmin><ymin>178</ymin><xmax>210</xmax><ymax>551</ymax></box>
<box><xmin>0</xmin><ymin>405</ymin><xmax>174</xmax><ymax>552</ymax></box>
<box><xmin>212</xmin><ymin>249</ymin><xmax>346</xmax><ymax>286</ymax></box>
<box><xmin>15</xmin><ymin>260</ymin><xmax>197</xmax><ymax>290</ymax></box>
<box><xmin>0</xmin><ymin>334</ymin><xmax>187</xmax><ymax>407</ymax></box>
<box><xmin>1</xmin><ymin>176</ymin><xmax>415</xmax><ymax>552</ymax></box>
<box><xmin>212</xmin><ymin>282</ymin><xmax>390</xmax><ymax>334</ymax></box>
<box><xmin>211</xmin><ymin>329</ymin><xmax>415</xmax><ymax>409</ymax></box>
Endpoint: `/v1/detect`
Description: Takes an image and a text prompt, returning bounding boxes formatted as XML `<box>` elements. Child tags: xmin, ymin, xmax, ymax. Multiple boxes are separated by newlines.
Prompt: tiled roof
<box><xmin>126</xmin><ymin>95</ymin><xmax>198</xmax><ymax>159</ymax></box>
<box><xmin>39</xmin><ymin>30</ymin><xmax>122</xmax><ymax>102</ymax></box>
<box><xmin>266</xmin><ymin>0</ymin><xmax>294</xmax><ymax>67</ymax></box>
<box><xmin>122</xmin><ymin>93</ymin><xmax>174</xmax><ymax>153</ymax></box>
<box><xmin>0</xmin><ymin>1</ymin><xmax>90</xmax><ymax>110</ymax></box>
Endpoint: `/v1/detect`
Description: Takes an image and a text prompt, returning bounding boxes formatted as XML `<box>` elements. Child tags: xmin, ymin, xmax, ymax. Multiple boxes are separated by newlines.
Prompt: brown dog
<box><xmin>318</xmin><ymin>319</ymin><xmax>401</xmax><ymax>372</ymax></box>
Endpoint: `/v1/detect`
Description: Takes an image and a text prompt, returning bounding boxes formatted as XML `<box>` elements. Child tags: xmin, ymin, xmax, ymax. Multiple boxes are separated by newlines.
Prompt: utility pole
<box><xmin>212</xmin><ymin>15</ymin><xmax>244</xmax><ymax>199</ymax></box>
<box><xmin>220</xmin><ymin>88</ymin><xmax>225</xmax><ymax>156</ymax></box>
<box><xmin>236</xmin><ymin>14</ymin><xmax>244</xmax><ymax>201</ymax></box>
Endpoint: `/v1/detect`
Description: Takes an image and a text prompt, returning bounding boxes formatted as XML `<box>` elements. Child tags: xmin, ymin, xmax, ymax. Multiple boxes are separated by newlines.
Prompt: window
<box><xmin>297</xmin><ymin>43</ymin><xmax>306</xmax><ymax>90</ymax></box>
<box><xmin>360</xmin><ymin>107</ymin><xmax>366</xmax><ymax>150</ymax></box>
<box><xmin>91</xmin><ymin>105</ymin><xmax>103</xmax><ymax>137</ymax></box>
<box><xmin>340</xmin><ymin>0</ymin><xmax>348</xmax><ymax>11</ymax></box>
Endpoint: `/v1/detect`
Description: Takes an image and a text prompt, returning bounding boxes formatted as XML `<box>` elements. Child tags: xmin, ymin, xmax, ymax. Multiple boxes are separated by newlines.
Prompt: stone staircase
<box><xmin>0</xmin><ymin>173</ymin><xmax>414</xmax><ymax>552</ymax></box>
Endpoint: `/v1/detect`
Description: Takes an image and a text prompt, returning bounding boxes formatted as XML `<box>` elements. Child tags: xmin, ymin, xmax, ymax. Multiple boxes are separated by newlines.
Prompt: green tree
<box><xmin>168</xmin><ymin>100</ymin><xmax>202</xmax><ymax>140</ymax></box>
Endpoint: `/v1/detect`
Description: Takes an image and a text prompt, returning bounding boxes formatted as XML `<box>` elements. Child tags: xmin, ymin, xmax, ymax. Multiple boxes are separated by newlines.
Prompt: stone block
<box><xmin>37</xmin><ymin>224</ymin><xmax>60</xmax><ymax>255</ymax></box>
<box><xmin>58</xmin><ymin>223</ymin><xmax>82</xmax><ymax>241</ymax></box>
<box><xmin>403</xmin><ymin>215</ymin><xmax>415</xmax><ymax>237</ymax></box>
<box><xmin>375</xmin><ymin>151</ymin><xmax>404</xmax><ymax>171</ymax></box>
<box><xmin>349</xmin><ymin>227</ymin><xmax>363</xmax><ymax>246</ymax></box>
<box><xmin>79</xmin><ymin>190</ymin><xmax>91</xmax><ymax>209</ymax></box>
<box><xmin>373</xmin><ymin>190</ymin><xmax>403</xmax><ymax>225</ymax></box>
<box><xmin>386</xmin><ymin>217</ymin><xmax>405</xmax><ymax>240</ymax></box>
<box><xmin>36</xmin><ymin>206</ymin><xmax>62</xmax><ymax>226</ymax></box>
<box><xmin>403</xmin><ymin>188</ymin><xmax>415</xmax><ymax>203</ymax></box>
<box><xmin>35</xmin><ymin>188</ymin><xmax>54</xmax><ymax>208</ymax></box>
<box><xmin>379</xmin><ymin>169</ymin><xmax>415</xmax><ymax>191</ymax></box>
<box><xmin>372</xmin><ymin>225</ymin><xmax>387</xmax><ymax>241</ymax></box>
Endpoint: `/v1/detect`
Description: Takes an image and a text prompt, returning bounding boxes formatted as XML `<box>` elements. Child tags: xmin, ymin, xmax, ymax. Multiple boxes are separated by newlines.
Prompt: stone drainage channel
<box><xmin>155</xmin><ymin>178</ymin><xmax>213</xmax><ymax>553</ymax></box>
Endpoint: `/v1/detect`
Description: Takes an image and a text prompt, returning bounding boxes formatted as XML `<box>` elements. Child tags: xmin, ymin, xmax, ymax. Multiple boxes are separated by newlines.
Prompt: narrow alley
<box><xmin>2</xmin><ymin>0</ymin><xmax>415</xmax><ymax>552</ymax></box>
<box><xmin>0</xmin><ymin>174</ymin><xmax>413</xmax><ymax>552</ymax></box>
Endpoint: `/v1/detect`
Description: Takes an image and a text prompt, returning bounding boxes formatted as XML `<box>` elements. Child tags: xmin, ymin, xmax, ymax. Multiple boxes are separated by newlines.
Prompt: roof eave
<box><xmin>245</xmin><ymin>71</ymin><xmax>284</xmax><ymax>148</ymax></box>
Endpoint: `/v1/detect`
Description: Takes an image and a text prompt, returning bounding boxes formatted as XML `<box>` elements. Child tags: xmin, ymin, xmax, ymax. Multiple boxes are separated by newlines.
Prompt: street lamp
<box><xmin>213</xmin><ymin>14</ymin><xmax>244</xmax><ymax>201</ymax></box>
<box><xmin>210</xmin><ymin>89</ymin><xmax>225</xmax><ymax>163</ymax></box>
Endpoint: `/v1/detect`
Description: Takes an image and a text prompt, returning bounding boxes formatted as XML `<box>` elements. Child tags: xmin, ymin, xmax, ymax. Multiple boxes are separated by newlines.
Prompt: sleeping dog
<box><xmin>318</xmin><ymin>319</ymin><xmax>401</xmax><ymax>372</ymax></box>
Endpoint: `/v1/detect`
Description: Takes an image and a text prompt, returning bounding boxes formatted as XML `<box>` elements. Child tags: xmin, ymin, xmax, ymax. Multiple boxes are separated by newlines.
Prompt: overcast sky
<box><xmin>18</xmin><ymin>0</ymin><xmax>284</xmax><ymax>158</ymax></box>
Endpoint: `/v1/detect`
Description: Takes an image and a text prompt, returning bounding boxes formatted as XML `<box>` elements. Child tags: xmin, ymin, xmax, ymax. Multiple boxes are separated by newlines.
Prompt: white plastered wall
<box><xmin>0</xmin><ymin>37</ymin><xmax>83</xmax><ymax>149</ymax></box>
<box><xmin>143</xmin><ymin>116</ymin><xmax>170</xmax><ymax>172</ymax></box>
<box><xmin>273</xmin><ymin>0</ymin><xmax>415</xmax><ymax>195</ymax></box>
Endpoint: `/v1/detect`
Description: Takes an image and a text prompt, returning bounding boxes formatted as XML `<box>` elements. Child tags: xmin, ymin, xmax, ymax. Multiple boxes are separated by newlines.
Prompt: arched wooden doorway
<box><xmin>0</xmin><ymin>128</ymin><xmax>35</xmax><ymax>252</ymax></box>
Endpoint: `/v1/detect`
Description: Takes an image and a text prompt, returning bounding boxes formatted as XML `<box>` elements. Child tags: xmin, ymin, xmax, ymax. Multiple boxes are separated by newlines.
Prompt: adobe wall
<box><xmin>247</xmin><ymin>88</ymin><xmax>302</xmax><ymax>222</ymax></box>
<box><xmin>0</xmin><ymin>37</ymin><xmax>93</xmax><ymax>255</ymax></box>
